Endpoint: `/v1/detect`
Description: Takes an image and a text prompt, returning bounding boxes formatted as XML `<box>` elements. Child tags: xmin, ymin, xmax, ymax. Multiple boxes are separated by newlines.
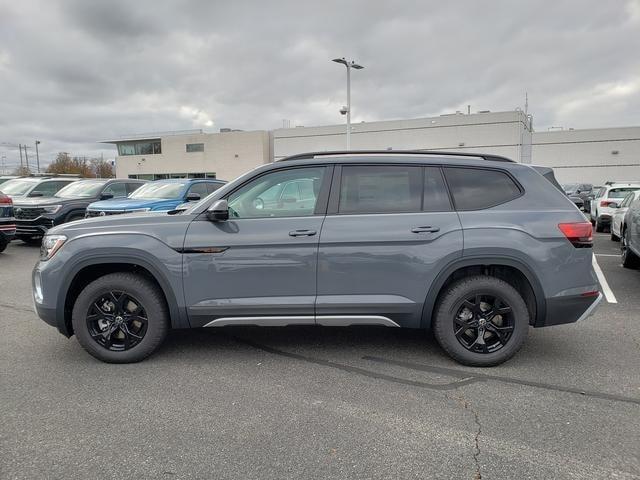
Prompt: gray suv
<box><xmin>32</xmin><ymin>151</ymin><xmax>601</xmax><ymax>366</ymax></box>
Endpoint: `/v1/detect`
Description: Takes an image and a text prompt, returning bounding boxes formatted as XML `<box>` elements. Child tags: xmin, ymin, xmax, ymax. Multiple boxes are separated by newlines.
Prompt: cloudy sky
<box><xmin>1</xmin><ymin>0</ymin><xmax>639</xmax><ymax>170</ymax></box>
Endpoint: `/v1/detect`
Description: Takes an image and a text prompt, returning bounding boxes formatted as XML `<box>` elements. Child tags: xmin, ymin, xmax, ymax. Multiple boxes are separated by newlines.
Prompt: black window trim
<box><xmin>442</xmin><ymin>165</ymin><xmax>524</xmax><ymax>212</ymax></box>
<box><xmin>326</xmin><ymin>163</ymin><xmax>454</xmax><ymax>216</ymax></box>
<box><xmin>202</xmin><ymin>164</ymin><xmax>333</xmax><ymax>220</ymax></box>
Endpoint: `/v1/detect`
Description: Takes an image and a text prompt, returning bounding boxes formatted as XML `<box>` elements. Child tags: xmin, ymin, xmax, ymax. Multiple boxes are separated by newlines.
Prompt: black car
<box><xmin>0</xmin><ymin>191</ymin><xmax>16</xmax><ymax>253</ymax></box>
<box><xmin>13</xmin><ymin>178</ymin><xmax>146</xmax><ymax>244</ymax></box>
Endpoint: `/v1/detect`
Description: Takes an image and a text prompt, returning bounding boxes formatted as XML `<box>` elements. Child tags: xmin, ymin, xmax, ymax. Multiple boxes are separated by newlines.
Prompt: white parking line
<box><xmin>592</xmin><ymin>254</ymin><xmax>617</xmax><ymax>304</ymax></box>
<box><xmin>595</xmin><ymin>254</ymin><xmax>619</xmax><ymax>257</ymax></box>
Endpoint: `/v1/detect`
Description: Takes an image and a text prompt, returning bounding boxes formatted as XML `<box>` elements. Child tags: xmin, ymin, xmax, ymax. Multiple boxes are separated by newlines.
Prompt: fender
<box><xmin>420</xmin><ymin>255</ymin><xmax>546</xmax><ymax>329</ymax></box>
<box><xmin>56</xmin><ymin>251</ymin><xmax>189</xmax><ymax>336</ymax></box>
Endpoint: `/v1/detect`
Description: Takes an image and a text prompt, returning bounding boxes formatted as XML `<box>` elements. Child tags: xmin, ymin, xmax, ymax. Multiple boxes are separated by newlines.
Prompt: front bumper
<box><xmin>0</xmin><ymin>221</ymin><xmax>16</xmax><ymax>241</ymax></box>
<box><xmin>15</xmin><ymin>217</ymin><xmax>54</xmax><ymax>237</ymax></box>
<box><xmin>543</xmin><ymin>292</ymin><xmax>603</xmax><ymax>326</ymax></box>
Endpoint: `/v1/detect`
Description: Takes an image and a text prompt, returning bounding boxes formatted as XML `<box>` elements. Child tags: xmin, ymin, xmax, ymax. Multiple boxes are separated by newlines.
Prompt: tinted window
<box><xmin>103</xmin><ymin>182</ymin><xmax>127</xmax><ymax>198</ymax></box>
<box><xmin>188</xmin><ymin>183</ymin><xmax>208</xmax><ymax>199</ymax></box>
<box><xmin>444</xmin><ymin>167</ymin><xmax>521</xmax><ymax>210</ymax></box>
<box><xmin>423</xmin><ymin>167</ymin><xmax>452</xmax><ymax>212</ymax></box>
<box><xmin>608</xmin><ymin>188</ymin><xmax>640</xmax><ymax>198</ymax></box>
<box><xmin>186</xmin><ymin>143</ymin><xmax>204</xmax><ymax>152</ymax></box>
<box><xmin>126</xmin><ymin>182</ymin><xmax>144</xmax><ymax>195</ymax></box>
<box><xmin>206</xmin><ymin>182</ymin><xmax>224</xmax><ymax>194</ymax></box>
<box><xmin>339</xmin><ymin>165</ymin><xmax>422</xmax><ymax>214</ymax></box>
<box><xmin>228</xmin><ymin>167</ymin><xmax>325</xmax><ymax>218</ymax></box>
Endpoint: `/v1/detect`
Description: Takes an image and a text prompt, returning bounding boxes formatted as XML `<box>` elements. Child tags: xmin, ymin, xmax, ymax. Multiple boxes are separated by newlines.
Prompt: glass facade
<box><xmin>128</xmin><ymin>172</ymin><xmax>217</xmax><ymax>180</ymax></box>
<box><xmin>117</xmin><ymin>141</ymin><xmax>162</xmax><ymax>156</ymax></box>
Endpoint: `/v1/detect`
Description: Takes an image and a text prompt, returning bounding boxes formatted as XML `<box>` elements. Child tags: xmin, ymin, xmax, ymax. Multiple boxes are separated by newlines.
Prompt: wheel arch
<box><xmin>59</xmin><ymin>255</ymin><xmax>187</xmax><ymax>337</ymax></box>
<box><xmin>421</xmin><ymin>256</ymin><xmax>546</xmax><ymax>329</ymax></box>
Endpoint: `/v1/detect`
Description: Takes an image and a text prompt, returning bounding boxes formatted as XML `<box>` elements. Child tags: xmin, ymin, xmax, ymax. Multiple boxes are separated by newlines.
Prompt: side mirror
<box><xmin>186</xmin><ymin>192</ymin><xmax>201</xmax><ymax>202</ymax></box>
<box><xmin>206</xmin><ymin>199</ymin><xmax>229</xmax><ymax>222</ymax></box>
<box><xmin>100</xmin><ymin>192</ymin><xmax>114</xmax><ymax>200</ymax></box>
<box><xmin>576</xmin><ymin>189</ymin><xmax>581</xmax><ymax>194</ymax></box>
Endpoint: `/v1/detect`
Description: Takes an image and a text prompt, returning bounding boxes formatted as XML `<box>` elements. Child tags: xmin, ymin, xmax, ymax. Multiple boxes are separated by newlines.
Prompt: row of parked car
<box><xmin>0</xmin><ymin>175</ymin><xmax>226</xmax><ymax>250</ymax></box>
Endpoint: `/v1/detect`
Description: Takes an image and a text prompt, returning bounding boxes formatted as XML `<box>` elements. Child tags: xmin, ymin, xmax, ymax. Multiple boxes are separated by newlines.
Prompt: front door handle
<box><xmin>289</xmin><ymin>229</ymin><xmax>317</xmax><ymax>237</ymax></box>
<box><xmin>411</xmin><ymin>226</ymin><xmax>440</xmax><ymax>234</ymax></box>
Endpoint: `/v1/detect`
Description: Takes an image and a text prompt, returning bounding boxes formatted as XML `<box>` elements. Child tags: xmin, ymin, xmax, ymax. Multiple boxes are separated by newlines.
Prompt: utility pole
<box><xmin>19</xmin><ymin>144</ymin><xmax>23</xmax><ymax>167</ymax></box>
<box><xmin>24</xmin><ymin>144</ymin><xmax>29</xmax><ymax>170</ymax></box>
<box><xmin>35</xmin><ymin>140</ymin><xmax>41</xmax><ymax>173</ymax></box>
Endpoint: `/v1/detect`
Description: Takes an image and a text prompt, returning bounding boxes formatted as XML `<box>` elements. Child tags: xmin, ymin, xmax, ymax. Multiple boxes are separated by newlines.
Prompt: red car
<box><xmin>0</xmin><ymin>192</ymin><xmax>16</xmax><ymax>253</ymax></box>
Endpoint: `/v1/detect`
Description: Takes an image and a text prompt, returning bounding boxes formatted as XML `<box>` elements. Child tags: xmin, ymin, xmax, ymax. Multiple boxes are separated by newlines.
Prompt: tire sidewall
<box><xmin>434</xmin><ymin>276</ymin><xmax>529</xmax><ymax>366</ymax></box>
<box><xmin>72</xmin><ymin>273</ymin><xmax>168</xmax><ymax>363</ymax></box>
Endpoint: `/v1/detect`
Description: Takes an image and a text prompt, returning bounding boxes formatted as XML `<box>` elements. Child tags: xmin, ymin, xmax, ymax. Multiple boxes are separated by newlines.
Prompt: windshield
<box><xmin>130</xmin><ymin>182</ymin><xmax>186</xmax><ymax>199</ymax></box>
<box><xmin>0</xmin><ymin>178</ymin><xmax>39</xmax><ymax>195</ymax></box>
<box><xmin>55</xmin><ymin>180</ymin><xmax>107</xmax><ymax>198</ymax></box>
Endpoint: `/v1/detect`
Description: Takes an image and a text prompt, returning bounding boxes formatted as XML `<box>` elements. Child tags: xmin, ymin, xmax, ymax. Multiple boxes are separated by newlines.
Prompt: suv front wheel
<box><xmin>72</xmin><ymin>272</ymin><xmax>169</xmax><ymax>363</ymax></box>
<box><xmin>433</xmin><ymin>275</ymin><xmax>529</xmax><ymax>367</ymax></box>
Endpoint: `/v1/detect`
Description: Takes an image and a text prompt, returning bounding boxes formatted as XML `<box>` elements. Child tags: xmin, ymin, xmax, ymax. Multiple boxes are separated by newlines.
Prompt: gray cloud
<box><xmin>0</xmin><ymin>0</ymin><xmax>638</xmax><ymax>170</ymax></box>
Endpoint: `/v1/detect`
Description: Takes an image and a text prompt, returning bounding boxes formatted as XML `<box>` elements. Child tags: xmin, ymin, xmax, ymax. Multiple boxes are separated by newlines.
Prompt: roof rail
<box><xmin>277</xmin><ymin>150</ymin><xmax>515</xmax><ymax>163</ymax></box>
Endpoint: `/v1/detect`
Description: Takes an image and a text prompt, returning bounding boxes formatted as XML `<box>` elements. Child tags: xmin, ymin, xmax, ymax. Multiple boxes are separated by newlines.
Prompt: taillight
<box><xmin>600</xmin><ymin>200</ymin><xmax>615</xmax><ymax>207</ymax></box>
<box><xmin>558</xmin><ymin>222</ymin><xmax>593</xmax><ymax>248</ymax></box>
<box><xmin>0</xmin><ymin>194</ymin><xmax>12</xmax><ymax>205</ymax></box>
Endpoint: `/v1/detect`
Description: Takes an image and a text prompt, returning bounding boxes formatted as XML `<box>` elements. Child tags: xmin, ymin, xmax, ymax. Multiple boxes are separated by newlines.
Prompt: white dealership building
<box><xmin>104</xmin><ymin>110</ymin><xmax>640</xmax><ymax>185</ymax></box>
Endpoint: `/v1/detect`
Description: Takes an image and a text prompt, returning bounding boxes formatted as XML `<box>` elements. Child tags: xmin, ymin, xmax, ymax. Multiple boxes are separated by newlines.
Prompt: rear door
<box><xmin>316</xmin><ymin>164</ymin><xmax>463</xmax><ymax>328</ymax></box>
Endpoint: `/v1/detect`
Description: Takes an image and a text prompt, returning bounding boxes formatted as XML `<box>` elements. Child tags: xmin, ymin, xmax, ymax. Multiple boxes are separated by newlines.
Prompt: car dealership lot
<box><xmin>1</xmin><ymin>234</ymin><xmax>638</xmax><ymax>479</ymax></box>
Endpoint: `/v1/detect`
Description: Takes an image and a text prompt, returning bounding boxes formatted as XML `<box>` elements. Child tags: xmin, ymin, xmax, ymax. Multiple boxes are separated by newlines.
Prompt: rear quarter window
<box><xmin>444</xmin><ymin>167</ymin><xmax>521</xmax><ymax>210</ymax></box>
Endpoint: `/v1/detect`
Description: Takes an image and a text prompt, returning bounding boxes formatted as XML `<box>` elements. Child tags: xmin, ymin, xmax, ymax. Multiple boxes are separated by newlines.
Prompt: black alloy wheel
<box><xmin>453</xmin><ymin>293</ymin><xmax>514</xmax><ymax>354</ymax></box>
<box><xmin>86</xmin><ymin>291</ymin><xmax>148</xmax><ymax>351</ymax></box>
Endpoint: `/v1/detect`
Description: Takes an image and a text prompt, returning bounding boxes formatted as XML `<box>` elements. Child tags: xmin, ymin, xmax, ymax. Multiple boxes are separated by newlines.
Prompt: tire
<box><xmin>72</xmin><ymin>272</ymin><xmax>169</xmax><ymax>363</ymax></box>
<box><xmin>621</xmin><ymin>229</ymin><xmax>640</xmax><ymax>269</ymax></box>
<box><xmin>433</xmin><ymin>275</ymin><xmax>529</xmax><ymax>367</ymax></box>
<box><xmin>595</xmin><ymin>219</ymin><xmax>604</xmax><ymax>233</ymax></box>
<box><xmin>0</xmin><ymin>237</ymin><xmax>7</xmax><ymax>253</ymax></box>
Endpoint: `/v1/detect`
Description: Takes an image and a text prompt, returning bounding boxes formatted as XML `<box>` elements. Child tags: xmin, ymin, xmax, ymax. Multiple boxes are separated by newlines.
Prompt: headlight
<box><xmin>42</xmin><ymin>205</ymin><xmax>62</xmax><ymax>214</ymax></box>
<box><xmin>128</xmin><ymin>208</ymin><xmax>151</xmax><ymax>213</ymax></box>
<box><xmin>40</xmin><ymin>234</ymin><xmax>67</xmax><ymax>261</ymax></box>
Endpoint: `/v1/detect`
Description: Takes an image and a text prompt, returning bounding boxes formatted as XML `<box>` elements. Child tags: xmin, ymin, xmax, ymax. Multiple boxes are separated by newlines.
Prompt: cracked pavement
<box><xmin>1</xmin><ymin>233</ymin><xmax>639</xmax><ymax>479</ymax></box>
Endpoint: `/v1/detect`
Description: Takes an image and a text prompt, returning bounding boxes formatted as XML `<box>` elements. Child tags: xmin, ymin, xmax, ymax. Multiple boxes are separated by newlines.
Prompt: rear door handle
<box><xmin>411</xmin><ymin>226</ymin><xmax>440</xmax><ymax>234</ymax></box>
<box><xmin>289</xmin><ymin>229</ymin><xmax>317</xmax><ymax>237</ymax></box>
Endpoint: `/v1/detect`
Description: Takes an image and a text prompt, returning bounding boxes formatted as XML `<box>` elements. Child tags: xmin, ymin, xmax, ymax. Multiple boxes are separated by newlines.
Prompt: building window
<box><xmin>128</xmin><ymin>172</ymin><xmax>217</xmax><ymax>180</ymax></box>
<box><xmin>186</xmin><ymin>143</ymin><xmax>204</xmax><ymax>152</ymax></box>
<box><xmin>117</xmin><ymin>141</ymin><xmax>161</xmax><ymax>156</ymax></box>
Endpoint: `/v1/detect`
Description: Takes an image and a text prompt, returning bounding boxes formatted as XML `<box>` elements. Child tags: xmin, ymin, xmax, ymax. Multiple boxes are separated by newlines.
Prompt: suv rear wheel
<box><xmin>621</xmin><ymin>228</ymin><xmax>640</xmax><ymax>269</ymax></box>
<box><xmin>72</xmin><ymin>272</ymin><xmax>169</xmax><ymax>363</ymax></box>
<box><xmin>433</xmin><ymin>275</ymin><xmax>529</xmax><ymax>367</ymax></box>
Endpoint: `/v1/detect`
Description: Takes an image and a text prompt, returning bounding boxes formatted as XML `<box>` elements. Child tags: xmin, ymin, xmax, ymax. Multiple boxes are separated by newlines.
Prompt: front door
<box><xmin>316</xmin><ymin>164</ymin><xmax>463</xmax><ymax>328</ymax></box>
<box><xmin>183</xmin><ymin>166</ymin><xmax>330</xmax><ymax>327</ymax></box>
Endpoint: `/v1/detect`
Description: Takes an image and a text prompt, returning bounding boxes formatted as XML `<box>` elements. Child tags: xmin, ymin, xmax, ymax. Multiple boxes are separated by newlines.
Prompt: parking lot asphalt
<box><xmin>1</xmin><ymin>234</ymin><xmax>639</xmax><ymax>480</ymax></box>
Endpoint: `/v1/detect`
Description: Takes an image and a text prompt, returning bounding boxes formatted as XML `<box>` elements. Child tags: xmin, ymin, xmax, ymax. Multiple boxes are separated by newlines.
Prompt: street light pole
<box><xmin>35</xmin><ymin>141</ymin><xmax>41</xmax><ymax>173</ymax></box>
<box><xmin>332</xmin><ymin>57</ymin><xmax>364</xmax><ymax>150</ymax></box>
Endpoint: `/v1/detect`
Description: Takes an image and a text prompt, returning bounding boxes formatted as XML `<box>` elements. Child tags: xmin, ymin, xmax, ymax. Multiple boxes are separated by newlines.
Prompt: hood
<box><xmin>47</xmin><ymin>209</ymin><xmax>193</xmax><ymax>247</ymax></box>
<box><xmin>87</xmin><ymin>197</ymin><xmax>181</xmax><ymax>211</ymax></box>
<box><xmin>12</xmin><ymin>196</ymin><xmax>66</xmax><ymax>206</ymax></box>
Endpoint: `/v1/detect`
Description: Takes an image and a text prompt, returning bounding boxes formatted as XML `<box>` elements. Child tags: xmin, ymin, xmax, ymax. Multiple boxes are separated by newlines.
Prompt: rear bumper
<box><xmin>542</xmin><ymin>292</ymin><xmax>603</xmax><ymax>327</ymax></box>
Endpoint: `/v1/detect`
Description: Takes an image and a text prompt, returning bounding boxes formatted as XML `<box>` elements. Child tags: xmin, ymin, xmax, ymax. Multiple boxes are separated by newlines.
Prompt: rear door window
<box><xmin>423</xmin><ymin>167</ymin><xmax>452</xmax><ymax>212</ymax></box>
<box><xmin>338</xmin><ymin>165</ymin><xmax>422</xmax><ymax>214</ymax></box>
<box><xmin>444</xmin><ymin>167</ymin><xmax>521</xmax><ymax>210</ymax></box>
